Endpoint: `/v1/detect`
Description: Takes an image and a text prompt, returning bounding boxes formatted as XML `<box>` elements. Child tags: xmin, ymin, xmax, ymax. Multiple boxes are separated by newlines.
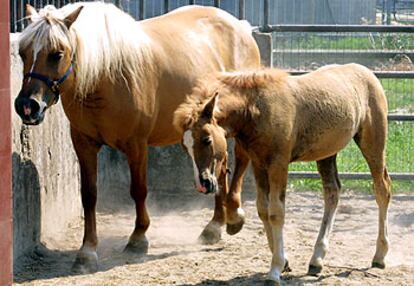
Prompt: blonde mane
<box><xmin>173</xmin><ymin>69</ymin><xmax>289</xmax><ymax>133</ymax></box>
<box><xmin>19</xmin><ymin>2</ymin><xmax>152</xmax><ymax>99</ymax></box>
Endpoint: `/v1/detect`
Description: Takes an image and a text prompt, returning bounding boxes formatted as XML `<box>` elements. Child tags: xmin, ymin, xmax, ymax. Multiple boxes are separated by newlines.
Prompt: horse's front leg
<box><xmin>226</xmin><ymin>142</ymin><xmax>250</xmax><ymax>235</ymax></box>
<box><xmin>71</xmin><ymin>128</ymin><xmax>102</xmax><ymax>274</ymax></box>
<box><xmin>123</xmin><ymin>142</ymin><xmax>150</xmax><ymax>254</ymax></box>
<box><xmin>265</xmin><ymin>164</ymin><xmax>288</xmax><ymax>286</ymax></box>
<box><xmin>199</xmin><ymin>153</ymin><xmax>229</xmax><ymax>244</ymax></box>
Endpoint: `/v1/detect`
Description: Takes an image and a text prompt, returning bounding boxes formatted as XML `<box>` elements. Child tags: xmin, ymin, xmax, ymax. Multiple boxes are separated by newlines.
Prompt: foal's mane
<box><xmin>19</xmin><ymin>2</ymin><xmax>152</xmax><ymax>99</ymax></box>
<box><xmin>173</xmin><ymin>69</ymin><xmax>289</xmax><ymax>132</ymax></box>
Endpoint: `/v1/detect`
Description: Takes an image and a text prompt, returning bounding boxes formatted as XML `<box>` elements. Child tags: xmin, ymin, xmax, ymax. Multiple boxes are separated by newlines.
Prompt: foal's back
<box><xmin>256</xmin><ymin>64</ymin><xmax>387</xmax><ymax>162</ymax></box>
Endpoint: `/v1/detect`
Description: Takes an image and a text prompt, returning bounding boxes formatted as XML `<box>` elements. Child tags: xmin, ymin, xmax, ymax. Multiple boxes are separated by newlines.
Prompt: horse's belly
<box><xmin>293</xmin><ymin>128</ymin><xmax>355</xmax><ymax>162</ymax></box>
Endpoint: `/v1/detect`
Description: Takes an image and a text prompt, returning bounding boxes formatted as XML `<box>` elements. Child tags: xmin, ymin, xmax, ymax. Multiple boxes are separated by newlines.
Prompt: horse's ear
<box><xmin>201</xmin><ymin>92</ymin><xmax>219</xmax><ymax>120</ymax></box>
<box><xmin>26</xmin><ymin>4</ymin><xmax>39</xmax><ymax>23</ymax></box>
<box><xmin>63</xmin><ymin>6</ymin><xmax>83</xmax><ymax>29</ymax></box>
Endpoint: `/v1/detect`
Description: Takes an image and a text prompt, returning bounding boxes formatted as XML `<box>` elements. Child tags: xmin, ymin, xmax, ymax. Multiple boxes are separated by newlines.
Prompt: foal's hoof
<box><xmin>199</xmin><ymin>222</ymin><xmax>222</xmax><ymax>245</ymax></box>
<box><xmin>72</xmin><ymin>251</ymin><xmax>98</xmax><ymax>274</ymax></box>
<box><xmin>307</xmin><ymin>264</ymin><xmax>322</xmax><ymax>276</ymax></box>
<box><xmin>124</xmin><ymin>237</ymin><xmax>149</xmax><ymax>255</ymax></box>
<box><xmin>283</xmin><ymin>259</ymin><xmax>292</xmax><ymax>273</ymax></box>
<box><xmin>371</xmin><ymin>261</ymin><xmax>386</xmax><ymax>269</ymax></box>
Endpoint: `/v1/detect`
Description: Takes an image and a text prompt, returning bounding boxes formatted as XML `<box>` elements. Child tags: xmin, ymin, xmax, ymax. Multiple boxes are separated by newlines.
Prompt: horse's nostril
<box><xmin>29</xmin><ymin>99</ymin><xmax>40</xmax><ymax>115</ymax></box>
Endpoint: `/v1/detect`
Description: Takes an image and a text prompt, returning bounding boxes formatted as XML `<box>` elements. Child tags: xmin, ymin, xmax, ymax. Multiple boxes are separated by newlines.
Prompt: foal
<box><xmin>174</xmin><ymin>64</ymin><xmax>391</xmax><ymax>285</ymax></box>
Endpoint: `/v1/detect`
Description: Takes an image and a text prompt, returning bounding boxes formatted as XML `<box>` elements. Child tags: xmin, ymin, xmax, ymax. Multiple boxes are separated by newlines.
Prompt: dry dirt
<box><xmin>14</xmin><ymin>191</ymin><xmax>414</xmax><ymax>286</ymax></box>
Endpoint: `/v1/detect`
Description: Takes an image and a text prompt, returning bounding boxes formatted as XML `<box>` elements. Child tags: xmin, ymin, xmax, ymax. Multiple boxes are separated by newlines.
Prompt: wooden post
<box><xmin>0</xmin><ymin>0</ymin><xmax>13</xmax><ymax>284</ymax></box>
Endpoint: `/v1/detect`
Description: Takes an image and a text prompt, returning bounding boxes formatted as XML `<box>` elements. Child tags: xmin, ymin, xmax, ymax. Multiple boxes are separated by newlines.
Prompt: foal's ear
<box><xmin>26</xmin><ymin>4</ymin><xmax>39</xmax><ymax>23</ymax></box>
<box><xmin>63</xmin><ymin>6</ymin><xmax>83</xmax><ymax>29</ymax></box>
<box><xmin>201</xmin><ymin>92</ymin><xmax>219</xmax><ymax>120</ymax></box>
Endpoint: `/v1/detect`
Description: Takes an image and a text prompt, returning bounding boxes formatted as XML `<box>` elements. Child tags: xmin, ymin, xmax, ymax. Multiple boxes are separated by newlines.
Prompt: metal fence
<box><xmin>10</xmin><ymin>0</ymin><xmax>414</xmax><ymax>32</ymax></box>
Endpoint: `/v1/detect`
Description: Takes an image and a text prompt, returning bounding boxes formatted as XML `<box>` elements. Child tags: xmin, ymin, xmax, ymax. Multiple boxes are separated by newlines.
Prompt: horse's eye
<box><xmin>48</xmin><ymin>51</ymin><xmax>63</xmax><ymax>62</ymax></box>
<box><xmin>202</xmin><ymin>137</ymin><xmax>212</xmax><ymax>146</ymax></box>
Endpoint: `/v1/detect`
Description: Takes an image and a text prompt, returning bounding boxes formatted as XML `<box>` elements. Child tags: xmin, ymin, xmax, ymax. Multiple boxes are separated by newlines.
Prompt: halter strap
<box><xmin>24</xmin><ymin>62</ymin><xmax>73</xmax><ymax>104</ymax></box>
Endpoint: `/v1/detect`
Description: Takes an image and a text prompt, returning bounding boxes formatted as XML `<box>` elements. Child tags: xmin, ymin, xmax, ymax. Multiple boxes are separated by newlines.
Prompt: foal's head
<box><xmin>15</xmin><ymin>4</ymin><xmax>82</xmax><ymax>125</ymax></box>
<box><xmin>175</xmin><ymin>93</ymin><xmax>228</xmax><ymax>195</ymax></box>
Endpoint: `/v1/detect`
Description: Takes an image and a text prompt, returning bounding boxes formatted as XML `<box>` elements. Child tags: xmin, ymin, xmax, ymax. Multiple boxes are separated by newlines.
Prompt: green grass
<box><xmin>382</xmin><ymin>79</ymin><xmax>414</xmax><ymax>113</ymax></box>
<box><xmin>273</xmin><ymin>33</ymin><xmax>414</xmax><ymax>50</ymax></box>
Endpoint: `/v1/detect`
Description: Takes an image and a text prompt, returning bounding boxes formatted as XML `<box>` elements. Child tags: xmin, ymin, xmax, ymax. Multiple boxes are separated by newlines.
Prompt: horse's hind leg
<box><xmin>354</xmin><ymin>119</ymin><xmax>391</xmax><ymax>269</ymax></box>
<box><xmin>123</xmin><ymin>142</ymin><xmax>150</xmax><ymax>254</ymax></box>
<box><xmin>308</xmin><ymin>155</ymin><xmax>340</xmax><ymax>275</ymax></box>
<box><xmin>70</xmin><ymin>127</ymin><xmax>102</xmax><ymax>274</ymax></box>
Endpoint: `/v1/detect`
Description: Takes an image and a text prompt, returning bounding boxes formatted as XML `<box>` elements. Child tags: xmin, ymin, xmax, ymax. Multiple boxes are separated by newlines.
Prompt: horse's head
<box><xmin>175</xmin><ymin>93</ymin><xmax>228</xmax><ymax>195</ymax></box>
<box><xmin>15</xmin><ymin>4</ymin><xmax>83</xmax><ymax>125</ymax></box>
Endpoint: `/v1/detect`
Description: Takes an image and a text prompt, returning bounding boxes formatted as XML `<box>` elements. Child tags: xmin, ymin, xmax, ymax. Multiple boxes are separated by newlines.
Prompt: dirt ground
<box><xmin>14</xmin><ymin>191</ymin><xmax>414</xmax><ymax>286</ymax></box>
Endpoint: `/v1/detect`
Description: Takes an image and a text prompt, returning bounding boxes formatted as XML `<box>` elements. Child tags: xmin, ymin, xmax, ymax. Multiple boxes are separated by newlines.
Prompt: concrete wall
<box><xmin>11</xmin><ymin>34</ymin><xmax>82</xmax><ymax>261</ymax></box>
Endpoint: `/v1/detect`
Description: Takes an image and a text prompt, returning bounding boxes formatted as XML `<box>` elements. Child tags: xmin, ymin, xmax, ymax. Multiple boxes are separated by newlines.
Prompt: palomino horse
<box><xmin>174</xmin><ymin>64</ymin><xmax>392</xmax><ymax>285</ymax></box>
<box><xmin>14</xmin><ymin>2</ymin><xmax>260</xmax><ymax>272</ymax></box>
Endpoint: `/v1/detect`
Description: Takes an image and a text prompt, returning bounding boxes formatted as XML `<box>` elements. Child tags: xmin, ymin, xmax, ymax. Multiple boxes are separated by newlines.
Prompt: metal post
<box><xmin>386</xmin><ymin>0</ymin><xmax>392</xmax><ymax>25</ymax></box>
<box><xmin>263</xmin><ymin>0</ymin><xmax>270</xmax><ymax>29</ymax></box>
<box><xmin>0</xmin><ymin>0</ymin><xmax>13</xmax><ymax>285</ymax></box>
<box><xmin>214</xmin><ymin>0</ymin><xmax>220</xmax><ymax>8</ymax></box>
<box><xmin>189</xmin><ymin>0</ymin><xmax>195</xmax><ymax>5</ymax></box>
<box><xmin>238</xmin><ymin>0</ymin><xmax>245</xmax><ymax>20</ymax></box>
<box><xmin>164</xmin><ymin>0</ymin><xmax>169</xmax><ymax>14</ymax></box>
<box><xmin>139</xmin><ymin>0</ymin><xmax>145</xmax><ymax>20</ymax></box>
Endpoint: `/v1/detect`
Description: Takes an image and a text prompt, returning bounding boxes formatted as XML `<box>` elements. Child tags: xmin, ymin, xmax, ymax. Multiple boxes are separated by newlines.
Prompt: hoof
<box><xmin>226</xmin><ymin>219</ymin><xmax>245</xmax><ymax>235</ymax></box>
<box><xmin>72</xmin><ymin>250</ymin><xmax>98</xmax><ymax>274</ymax></box>
<box><xmin>372</xmin><ymin>261</ymin><xmax>385</xmax><ymax>269</ymax></box>
<box><xmin>199</xmin><ymin>223</ymin><xmax>222</xmax><ymax>245</ymax></box>
<box><xmin>283</xmin><ymin>259</ymin><xmax>292</xmax><ymax>273</ymax></box>
<box><xmin>124</xmin><ymin>237</ymin><xmax>149</xmax><ymax>255</ymax></box>
<box><xmin>264</xmin><ymin>279</ymin><xmax>281</xmax><ymax>286</ymax></box>
<box><xmin>307</xmin><ymin>264</ymin><xmax>322</xmax><ymax>276</ymax></box>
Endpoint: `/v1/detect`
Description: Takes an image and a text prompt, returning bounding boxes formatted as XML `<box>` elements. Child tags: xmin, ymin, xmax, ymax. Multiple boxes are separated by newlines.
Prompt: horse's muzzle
<box><xmin>14</xmin><ymin>96</ymin><xmax>46</xmax><ymax>125</ymax></box>
<box><xmin>199</xmin><ymin>172</ymin><xmax>218</xmax><ymax>195</ymax></box>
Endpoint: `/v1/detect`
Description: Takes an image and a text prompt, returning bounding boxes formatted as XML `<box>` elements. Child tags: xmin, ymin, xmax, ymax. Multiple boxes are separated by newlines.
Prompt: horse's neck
<box><xmin>217</xmin><ymin>93</ymin><xmax>251</xmax><ymax>138</ymax></box>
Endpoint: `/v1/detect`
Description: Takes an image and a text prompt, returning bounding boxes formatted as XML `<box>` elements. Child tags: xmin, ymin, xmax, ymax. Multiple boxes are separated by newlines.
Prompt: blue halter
<box><xmin>24</xmin><ymin>62</ymin><xmax>73</xmax><ymax>104</ymax></box>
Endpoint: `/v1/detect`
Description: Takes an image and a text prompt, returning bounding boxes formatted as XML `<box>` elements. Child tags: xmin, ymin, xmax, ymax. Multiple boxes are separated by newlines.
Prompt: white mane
<box><xmin>19</xmin><ymin>2</ymin><xmax>152</xmax><ymax>99</ymax></box>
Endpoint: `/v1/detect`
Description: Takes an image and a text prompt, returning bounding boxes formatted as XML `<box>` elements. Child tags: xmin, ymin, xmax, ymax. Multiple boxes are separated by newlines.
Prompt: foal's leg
<box><xmin>71</xmin><ymin>127</ymin><xmax>102</xmax><ymax>273</ymax></box>
<box><xmin>226</xmin><ymin>142</ymin><xmax>250</xmax><ymax>235</ymax></box>
<box><xmin>199</xmin><ymin>154</ymin><xmax>229</xmax><ymax>244</ymax></box>
<box><xmin>123</xmin><ymin>142</ymin><xmax>151</xmax><ymax>254</ymax></box>
<box><xmin>265</xmin><ymin>164</ymin><xmax>289</xmax><ymax>285</ymax></box>
<box><xmin>354</xmin><ymin>123</ymin><xmax>391</xmax><ymax>269</ymax></box>
<box><xmin>308</xmin><ymin>155</ymin><xmax>340</xmax><ymax>275</ymax></box>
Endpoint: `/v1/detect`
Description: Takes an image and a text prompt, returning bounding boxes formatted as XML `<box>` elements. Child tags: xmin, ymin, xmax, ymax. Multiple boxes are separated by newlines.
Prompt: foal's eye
<box><xmin>202</xmin><ymin>137</ymin><xmax>212</xmax><ymax>146</ymax></box>
<box><xmin>48</xmin><ymin>51</ymin><xmax>63</xmax><ymax>62</ymax></box>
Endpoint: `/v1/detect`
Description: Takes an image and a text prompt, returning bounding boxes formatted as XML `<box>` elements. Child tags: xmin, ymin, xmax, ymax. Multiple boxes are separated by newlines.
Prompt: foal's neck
<box><xmin>216</xmin><ymin>92</ymin><xmax>253</xmax><ymax>139</ymax></box>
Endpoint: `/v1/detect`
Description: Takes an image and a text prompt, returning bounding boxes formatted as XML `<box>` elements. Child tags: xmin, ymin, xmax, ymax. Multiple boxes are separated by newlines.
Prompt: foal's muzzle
<box><xmin>199</xmin><ymin>171</ymin><xmax>218</xmax><ymax>195</ymax></box>
<box><xmin>14</xmin><ymin>95</ymin><xmax>47</xmax><ymax>125</ymax></box>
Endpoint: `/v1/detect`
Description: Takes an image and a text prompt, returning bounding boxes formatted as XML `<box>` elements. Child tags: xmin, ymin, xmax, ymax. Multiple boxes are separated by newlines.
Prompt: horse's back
<box><xmin>141</xmin><ymin>6</ymin><xmax>260</xmax><ymax>145</ymax></box>
<box><xmin>288</xmin><ymin>64</ymin><xmax>387</xmax><ymax>161</ymax></box>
